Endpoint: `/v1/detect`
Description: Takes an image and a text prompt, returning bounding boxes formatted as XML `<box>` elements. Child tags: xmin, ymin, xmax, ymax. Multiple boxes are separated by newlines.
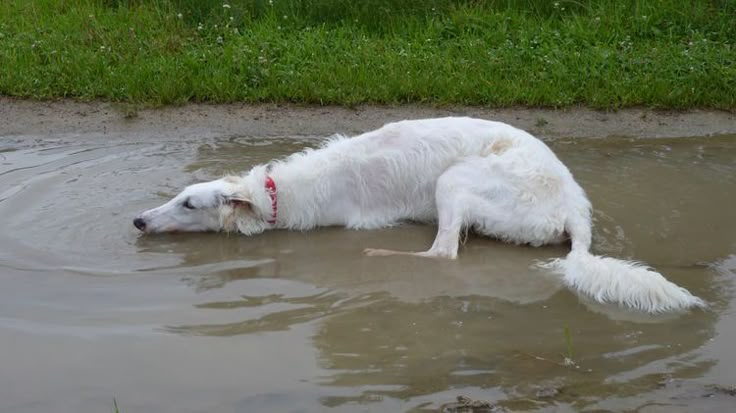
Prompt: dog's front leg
<box><xmin>364</xmin><ymin>193</ymin><xmax>464</xmax><ymax>259</ymax></box>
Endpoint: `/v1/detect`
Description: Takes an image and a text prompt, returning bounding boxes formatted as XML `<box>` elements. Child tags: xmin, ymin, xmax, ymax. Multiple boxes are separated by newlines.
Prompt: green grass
<box><xmin>1</xmin><ymin>0</ymin><xmax>735</xmax><ymax>108</ymax></box>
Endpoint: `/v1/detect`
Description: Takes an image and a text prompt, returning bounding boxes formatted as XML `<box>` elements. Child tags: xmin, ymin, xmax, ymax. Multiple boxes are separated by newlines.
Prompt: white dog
<box><xmin>134</xmin><ymin>117</ymin><xmax>704</xmax><ymax>313</ymax></box>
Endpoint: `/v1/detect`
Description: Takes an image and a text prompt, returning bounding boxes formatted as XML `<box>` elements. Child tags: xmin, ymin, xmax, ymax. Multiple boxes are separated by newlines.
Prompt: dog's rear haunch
<box><xmin>134</xmin><ymin>117</ymin><xmax>705</xmax><ymax>313</ymax></box>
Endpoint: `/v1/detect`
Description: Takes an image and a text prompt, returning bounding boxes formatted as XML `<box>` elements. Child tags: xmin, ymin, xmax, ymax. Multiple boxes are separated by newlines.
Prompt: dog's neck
<box><xmin>248</xmin><ymin>155</ymin><xmax>346</xmax><ymax>231</ymax></box>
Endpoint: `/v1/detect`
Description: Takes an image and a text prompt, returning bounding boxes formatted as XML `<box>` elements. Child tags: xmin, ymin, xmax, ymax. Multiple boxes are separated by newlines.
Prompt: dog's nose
<box><xmin>133</xmin><ymin>217</ymin><xmax>147</xmax><ymax>231</ymax></box>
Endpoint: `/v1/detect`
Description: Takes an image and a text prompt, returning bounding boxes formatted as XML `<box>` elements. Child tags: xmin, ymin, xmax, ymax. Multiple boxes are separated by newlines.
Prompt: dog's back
<box><xmin>334</xmin><ymin>117</ymin><xmax>575</xmax><ymax>219</ymax></box>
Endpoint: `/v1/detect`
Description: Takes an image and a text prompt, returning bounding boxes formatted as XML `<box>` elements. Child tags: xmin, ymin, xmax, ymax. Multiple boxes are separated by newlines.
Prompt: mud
<box><xmin>2</xmin><ymin>97</ymin><xmax>736</xmax><ymax>140</ymax></box>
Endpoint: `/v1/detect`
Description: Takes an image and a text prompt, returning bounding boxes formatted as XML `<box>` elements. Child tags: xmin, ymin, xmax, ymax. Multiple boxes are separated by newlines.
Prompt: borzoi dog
<box><xmin>134</xmin><ymin>117</ymin><xmax>704</xmax><ymax>313</ymax></box>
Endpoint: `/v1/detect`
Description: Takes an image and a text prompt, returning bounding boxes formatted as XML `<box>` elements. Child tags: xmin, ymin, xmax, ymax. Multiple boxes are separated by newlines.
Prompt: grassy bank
<box><xmin>1</xmin><ymin>0</ymin><xmax>734</xmax><ymax>108</ymax></box>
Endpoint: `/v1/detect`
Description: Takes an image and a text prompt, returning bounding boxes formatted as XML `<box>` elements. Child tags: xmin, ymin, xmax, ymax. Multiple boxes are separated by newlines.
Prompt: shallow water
<box><xmin>1</xmin><ymin>131</ymin><xmax>735</xmax><ymax>413</ymax></box>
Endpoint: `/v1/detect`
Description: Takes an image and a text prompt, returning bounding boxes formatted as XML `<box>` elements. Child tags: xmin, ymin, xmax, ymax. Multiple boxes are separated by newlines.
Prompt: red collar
<box><xmin>265</xmin><ymin>176</ymin><xmax>277</xmax><ymax>225</ymax></box>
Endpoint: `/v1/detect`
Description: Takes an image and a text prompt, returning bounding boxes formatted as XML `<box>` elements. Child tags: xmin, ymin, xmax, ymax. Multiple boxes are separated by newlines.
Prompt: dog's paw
<box><xmin>363</xmin><ymin>248</ymin><xmax>396</xmax><ymax>257</ymax></box>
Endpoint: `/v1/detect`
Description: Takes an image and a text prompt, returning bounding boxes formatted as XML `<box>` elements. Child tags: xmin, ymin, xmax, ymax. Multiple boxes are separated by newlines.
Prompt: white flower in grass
<box><xmin>177</xmin><ymin>13</ymin><xmax>183</xmax><ymax>19</ymax></box>
<box><xmin>223</xmin><ymin>3</ymin><xmax>231</xmax><ymax>9</ymax></box>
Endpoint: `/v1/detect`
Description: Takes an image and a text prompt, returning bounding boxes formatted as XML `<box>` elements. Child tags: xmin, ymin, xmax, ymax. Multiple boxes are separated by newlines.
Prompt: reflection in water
<box><xmin>154</xmin><ymin>230</ymin><xmax>724</xmax><ymax>409</ymax></box>
<box><xmin>135</xmin><ymin>227</ymin><xmax>568</xmax><ymax>302</ymax></box>
<box><xmin>314</xmin><ymin>295</ymin><xmax>719</xmax><ymax>411</ymax></box>
<box><xmin>0</xmin><ymin>134</ymin><xmax>735</xmax><ymax>412</ymax></box>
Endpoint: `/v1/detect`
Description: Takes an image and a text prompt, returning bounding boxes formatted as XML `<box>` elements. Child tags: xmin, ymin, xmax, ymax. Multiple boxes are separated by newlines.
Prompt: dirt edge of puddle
<box><xmin>2</xmin><ymin>97</ymin><xmax>735</xmax><ymax>140</ymax></box>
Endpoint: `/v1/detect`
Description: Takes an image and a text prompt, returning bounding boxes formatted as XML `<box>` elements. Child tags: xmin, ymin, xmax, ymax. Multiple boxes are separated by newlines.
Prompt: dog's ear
<box><xmin>222</xmin><ymin>194</ymin><xmax>254</xmax><ymax>212</ymax></box>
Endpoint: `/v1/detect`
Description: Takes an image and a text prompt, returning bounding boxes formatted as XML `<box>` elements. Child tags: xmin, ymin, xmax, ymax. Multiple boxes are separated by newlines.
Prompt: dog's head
<box><xmin>133</xmin><ymin>176</ymin><xmax>268</xmax><ymax>235</ymax></box>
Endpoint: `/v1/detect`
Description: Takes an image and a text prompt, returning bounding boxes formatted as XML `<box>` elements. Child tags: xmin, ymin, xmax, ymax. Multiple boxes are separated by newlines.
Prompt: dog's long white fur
<box><xmin>135</xmin><ymin>117</ymin><xmax>705</xmax><ymax>313</ymax></box>
<box><xmin>539</xmin><ymin>210</ymin><xmax>705</xmax><ymax>313</ymax></box>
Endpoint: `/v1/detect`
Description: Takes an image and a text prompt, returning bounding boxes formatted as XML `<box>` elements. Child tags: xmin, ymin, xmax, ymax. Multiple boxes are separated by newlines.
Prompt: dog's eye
<box><xmin>183</xmin><ymin>199</ymin><xmax>196</xmax><ymax>210</ymax></box>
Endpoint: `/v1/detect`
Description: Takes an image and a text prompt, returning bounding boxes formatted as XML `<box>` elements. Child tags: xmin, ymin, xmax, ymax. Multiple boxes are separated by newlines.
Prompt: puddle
<box><xmin>0</xmin><ymin>131</ymin><xmax>735</xmax><ymax>412</ymax></box>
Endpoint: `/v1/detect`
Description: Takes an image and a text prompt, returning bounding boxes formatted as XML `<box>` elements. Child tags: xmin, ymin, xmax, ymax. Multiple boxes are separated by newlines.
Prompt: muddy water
<box><xmin>1</xmin><ymin>131</ymin><xmax>735</xmax><ymax>413</ymax></box>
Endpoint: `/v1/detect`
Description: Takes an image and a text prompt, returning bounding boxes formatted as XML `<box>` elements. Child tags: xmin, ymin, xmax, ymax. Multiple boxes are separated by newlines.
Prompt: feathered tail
<box><xmin>542</xmin><ymin>213</ymin><xmax>705</xmax><ymax>313</ymax></box>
